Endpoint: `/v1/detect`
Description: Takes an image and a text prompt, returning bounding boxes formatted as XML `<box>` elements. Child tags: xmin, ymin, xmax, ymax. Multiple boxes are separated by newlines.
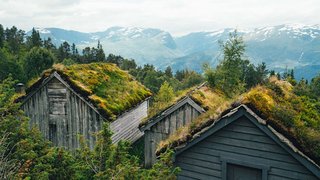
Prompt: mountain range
<box><xmin>30</xmin><ymin>24</ymin><xmax>320</xmax><ymax>80</ymax></box>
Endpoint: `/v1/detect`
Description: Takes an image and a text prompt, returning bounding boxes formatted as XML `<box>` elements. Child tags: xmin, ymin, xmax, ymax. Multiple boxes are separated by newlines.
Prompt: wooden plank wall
<box><xmin>144</xmin><ymin>103</ymin><xmax>201</xmax><ymax>167</ymax></box>
<box><xmin>22</xmin><ymin>77</ymin><xmax>149</xmax><ymax>150</ymax></box>
<box><xmin>110</xmin><ymin>100</ymin><xmax>148</xmax><ymax>143</ymax></box>
<box><xmin>22</xmin><ymin>77</ymin><xmax>103</xmax><ymax>149</ymax></box>
<box><xmin>175</xmin><ymin>116</ymin><xmax>318</xmax><ymax>180</ymax></box>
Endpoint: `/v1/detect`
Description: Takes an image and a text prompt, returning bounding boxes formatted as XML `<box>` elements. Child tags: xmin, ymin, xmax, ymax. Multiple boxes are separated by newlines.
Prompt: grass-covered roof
<box><xmin>139</xmin><ymin>83</ymin><xmax>227</xmax><ymax>128</ymax></box>
<box><xmin>22</xmin><ymin>63</ymin><xmax>152</xmax><ymax>120</ymax></box>
<box><xmin>157</xmin><ymin>77</ymin><xmax>320</xmax><ymax>164</ymax></box>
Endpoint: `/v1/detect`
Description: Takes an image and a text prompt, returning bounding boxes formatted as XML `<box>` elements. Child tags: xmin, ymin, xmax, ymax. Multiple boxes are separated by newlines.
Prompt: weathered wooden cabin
<box><xmin>140</xmin><ymin>96</ymin><xmax>204</xmax><ymax>167</ymax></box>
<box><xmin>139</xmin><ymin>84</ymin><xmax>221</xmax><ymax>167</ymax></box>
<box><xmin>169</xmin><ymin>105</ymin><xmax>320</xmax><ymax>179</ymax></box>
<box><xmin>18</xmin><ymin>63</ymin><xmax>151</xmax><ymax>149</ymax></box>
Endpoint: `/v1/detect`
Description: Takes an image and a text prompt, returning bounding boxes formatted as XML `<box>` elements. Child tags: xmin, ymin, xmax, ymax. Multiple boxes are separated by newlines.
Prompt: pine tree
<box><xmin>164</xmin><ymin>66</ymin><xmax>173</xmax><ymax>78</ymax></box>
<box><xmin>26</xmin><ymin>28</ymin><xmax>42</xmax><ymax>48</ymax></box>
<box><xmin>57</xmin><ymin>41</ymin><xmax>71</xmax><ymax>62</ymax></box>
<box><xmin>4</xmin><ymin>26</ymin><xmax>25</xmax><ymax>53</ymax></box>
<box><xmin>71</xmin><ymin>43</ymin><xmax>77</xmax><ymax>55</ymax></box>
<box><xmin>0</xmin><ymin>24</ymin><xmax>4</xmax><ymax>48</ymax></box>
<box><xmin>43</xmin><ymin>37</ymin><xmax>55</xmax><ymax>50</ymax></box>
<box><xmin>24</xmin><ymin>47</ymin><xmax>55</xmax><ymax>79</ymax></box>
<box><xmin>96</xmin><ymin>41</ymin><xmax>106</xmax><ymax>61</ymax></box>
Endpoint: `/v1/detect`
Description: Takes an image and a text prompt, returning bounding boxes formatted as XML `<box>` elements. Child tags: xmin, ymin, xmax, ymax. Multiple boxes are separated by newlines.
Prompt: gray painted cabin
<box><xmin>141</xmin><ymin>97</ymin><xmax>205</xmax><ymax>167</ymax></box>
<box><xmin>174</xmin><ymin>106</ymin><xmax>320</xmax><ymax>179</ymax></box>
<box><xmin>21</xmin><ymin>72</ymin><xmax>148</xmax><ymax>149</ymax></box>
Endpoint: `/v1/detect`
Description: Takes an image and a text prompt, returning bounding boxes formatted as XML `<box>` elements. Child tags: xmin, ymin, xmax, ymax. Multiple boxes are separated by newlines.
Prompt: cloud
<box><xmin>0</xmin><ymin>0</ymin><xmax>319</xmax><ymax>35</ymax></box>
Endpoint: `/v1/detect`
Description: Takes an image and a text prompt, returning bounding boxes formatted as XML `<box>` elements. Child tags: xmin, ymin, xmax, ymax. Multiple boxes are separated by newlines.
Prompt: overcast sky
<box><xmin>0</xmin><ymin>0</ymin><xmax>319</xmax><ymax>35</ymax></box>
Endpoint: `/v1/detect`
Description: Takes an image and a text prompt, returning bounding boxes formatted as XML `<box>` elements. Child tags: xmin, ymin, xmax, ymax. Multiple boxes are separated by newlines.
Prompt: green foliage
<box><xmin>128</xmin><ymin>63</ymin><xmax>203</xmax><ymax>94</ymax></box>
<box><xmin>174</xmin><ymin>69</ymin><xmax>204</xmax><ymax>90</ymax></box>
<box><xmin>0</xmin><ymin>133</ymin><xmax>20</xmax><ymax>179</ymax></box>
<box><xmin>0</xmin><ymin>76</ymin><xmax>61</xmax><ymax>179</ymax></box>
<box><xmin>61</xmin><ymin>58</ymin><xmax>77</xmax><ymax>66</ymax></box>
<box><xmin>204</xmin><ymin>31</ymin><xmax>268</xmax><ymax>97</ymax></box>
<box><xmin>283</xmin><ymin>68</ymin><xmax>297</xmax><ymax>86</ymax></box>
<box><xmin>73</xmin><ymin>123</ymin><xmax>179</xmax><ymax>179</ymax></box>
<box><xmin>0</xmin><ymin>48</ymin><xmax>24</xmax><ymax>82</ymax></box>
<box><xmin>0</xmin><ymin>77</ymin><xmax>179</xmax><ymax>179</ymax></box>
<box><xmin>204</xmin><ymin>31</ymin><xmax>246</xmax><ymax>97</ymax></box>
<box><xmin>0</xmin><ymin>24</ymin><xmax>4</xmax><ymax>48</ymax></box>
<box><xmin>140</xmin><ymin>149</ymin><xmax>181</xmax><ymax>180</ymax></box>
<box><xmin>43</xmin><ymin>37</ymin><xmax>56</xmax><ymax>51</ymax></box>
<box><xmin>146</xmin><ymin>81</ymin><xmax>175</xmax><ymax>120</ymax></box>
<box><xmin>164</xmin><ymin>66</ymin><xmax>173</xmax><ymax>78</ymax></box>
<box><xmin>81</xmin><ymin>41</ymin><xmax>106</xmax><ymax>63</ymax></box>
<box><xmin>293</xmin><ymin>74</ymin><xmax>320</xmax><ymax>100</ymax></box>
<box><xmin>4</xmin><ymin>26</ymin><xmax>25</xmax><ymax>54</ymax></box>
<box><xmin>244</xmin><ymin>80</ymin><xmax>320</xmax><ymax>162</ymax></box>
<box><xmin>24</xmin><ymin>47</ymin><xmax>55</xmax><ymax>79</ymax></box>
<box><xmin>154</xmin><ymin>81</ymin><xmax>174</xmax><ymax>103</ymax></box>
<box><xmin>26</xmin><ymin>28</ymin><xmax>42</xmax><ymax>49</ymax></box>
<box><xmin>310</xmin><ymin>75</ymin><xmax>320</xmax><ymax>98</ymax></box>
<box><xmin>293</xmin><ymin>78</ymin><xmax>310</xmax><ymax>97</ymax></box>
<box><xmin>159</xmin><ymin>78</ymin><xmax>320</xmax><ymax>164</ymax></box>
<box><xmin>245</xmin><ymin>62</ymin><xmax>268</xmax><ymax>88</ymax></box>
<box><xmin>57</xmin><ymin>41</ymin><xmax>71</xmax><ymax>62</ymax></box>
<box><xmin>129</xmin><ymin>138</ymin><xmax>145</xmax><ymax>165</ymax></box>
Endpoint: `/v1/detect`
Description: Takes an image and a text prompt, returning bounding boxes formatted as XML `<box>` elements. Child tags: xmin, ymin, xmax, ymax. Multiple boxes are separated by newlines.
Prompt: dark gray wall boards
<box><xmin>174</xmin><ymin>113</ymin><xmax>319</xmax><ymax>179</ymax></box>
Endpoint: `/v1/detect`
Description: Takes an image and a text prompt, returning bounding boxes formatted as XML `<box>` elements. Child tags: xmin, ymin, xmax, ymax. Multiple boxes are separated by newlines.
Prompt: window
<box><xmin>49</xmin><ymin>124</ymin><xmax>57</xmax><ymax>145</ymax></box>
<box><xmin>227</xmin><ymin>163</ymin><xmax>262</xmax><ymax>180</ymax></box>
<box><xmin>221</xmin><ymin>157</ymin><xmax>268</xmax><ymax>180</ymax></box>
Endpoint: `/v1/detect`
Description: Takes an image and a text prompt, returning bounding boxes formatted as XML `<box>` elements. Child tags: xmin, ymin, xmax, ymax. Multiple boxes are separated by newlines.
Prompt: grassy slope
<box><xmin>158</xmin><ymin>78</ymin><xmax>320</xmax><ymax>164</ymax></box>
<box><xmin>36</xmin><ymin>63</ymin><xmax>152</xmax><ymax>120</ymax></box>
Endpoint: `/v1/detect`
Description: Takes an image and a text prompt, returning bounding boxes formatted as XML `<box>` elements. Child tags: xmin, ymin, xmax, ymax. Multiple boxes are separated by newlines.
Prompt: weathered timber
<box><xmin>143</xmin><ymin>99</ymin><xmax>203</xmax><ymax>167</ymax></box>
<box><xmin>21</xmin><ymin>74</ymin><xmax>149</xmax><ymax>150</ymax></box>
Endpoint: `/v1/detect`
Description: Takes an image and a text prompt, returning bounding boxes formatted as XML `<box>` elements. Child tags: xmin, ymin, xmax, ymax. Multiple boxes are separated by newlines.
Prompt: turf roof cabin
<box><xmin>157</xmin><ymin>80</ymin><xmax>320</xmax><ymax>179</ymax></box>
<box><xmin>139</xmin><ymin>84</ymin><xmax>224</xmax><ymax>167</ymax></box>
<box><xmin>18</xmin><ymin>63</ymin><xmax>152</xmax><ymax>149</ymax></box>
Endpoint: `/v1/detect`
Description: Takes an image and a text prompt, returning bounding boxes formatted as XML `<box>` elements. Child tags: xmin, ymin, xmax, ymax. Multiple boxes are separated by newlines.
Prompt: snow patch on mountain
<box><xmin>35</xmin><ymin>27</ymin><xmax>51</xmax><ymax>34</ymax></box>
<box><xmin>33</xmin><ymin>24</ymin><xmax>320</xmax><ymax>79</ymax></box>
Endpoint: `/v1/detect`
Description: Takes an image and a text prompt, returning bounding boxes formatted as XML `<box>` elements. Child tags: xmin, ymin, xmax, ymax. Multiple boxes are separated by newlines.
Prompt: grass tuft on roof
<box><xmin>139</xmin><ymin>86</ymin><xmax>198</xmax><ymax>127</ymax></box>
<box><xmin>26</xmin><ymin>63</ymin><xmax>152</xmax><ymax>120</ymax></box>
<box><xmin>139</xmin><ymin>83</ymin><xmax>224</xmax><ymax>128</ymax></box>
<box><xmin>157</xmin><ymin>77</ymin><xmax>320</xmax><ymax>164</ymax></box>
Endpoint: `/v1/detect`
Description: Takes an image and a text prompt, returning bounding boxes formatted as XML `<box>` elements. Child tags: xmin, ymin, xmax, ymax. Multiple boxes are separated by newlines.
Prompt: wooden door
<box><xmin>227</xmin><ymin>163</ymin><xmax>262</xmax><ymax>180</ymax></box>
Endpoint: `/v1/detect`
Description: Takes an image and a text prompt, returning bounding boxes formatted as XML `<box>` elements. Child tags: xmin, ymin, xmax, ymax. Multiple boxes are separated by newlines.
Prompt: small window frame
<box><xmin>220</xmin><ymin>157</ymin><xmax>269</xmax><ymax>180</ymax></box>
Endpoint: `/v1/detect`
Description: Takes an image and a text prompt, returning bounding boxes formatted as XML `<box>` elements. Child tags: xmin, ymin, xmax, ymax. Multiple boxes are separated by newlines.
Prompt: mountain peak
<box><xmin>34</xmin><ymin>27</ymin><xmax>51</xmax><ymax>34</ymax></box>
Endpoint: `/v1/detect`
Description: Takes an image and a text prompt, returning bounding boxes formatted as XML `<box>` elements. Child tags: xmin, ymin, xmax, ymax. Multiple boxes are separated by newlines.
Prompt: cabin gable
<box><xmin>22</xmin><ymin>76</ymin><xmax>104</xmax><ymax>149</ymax></box>
<box><xmin>21</xmin><ymin>73</ymin><xmax>149</xmax><ymax>149</ymax></box>
<box><xmin>144</xmin><ymin>98</ymin><xmax>204</xmax><ymax>167</ymax></box>
<box><xmin>174</xmin><ymin>107</ymin><xmax>320</xmax><ymax>179</ymax></box>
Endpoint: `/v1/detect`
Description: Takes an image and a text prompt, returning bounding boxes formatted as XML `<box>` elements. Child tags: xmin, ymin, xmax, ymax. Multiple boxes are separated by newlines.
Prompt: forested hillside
<box><xmin>32</xmin><ymin>24</ymin><xmax>320</xmax><ymax>80</ymax></box>
<box><xmin>1</xmin><ymin>25</ymin><xmax>320</xmax><ymax>179</ymax></box>
<box><xmin>0</xmin><ymin>25</ymin><xmax>204</xmax><ymax>94</ymax></box>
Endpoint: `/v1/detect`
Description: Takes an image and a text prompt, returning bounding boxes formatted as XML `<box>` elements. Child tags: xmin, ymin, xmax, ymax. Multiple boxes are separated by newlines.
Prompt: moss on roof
<box><xmin>139</xmin><ymin>86</ymin><xmax>197</xmax><ymax>127</ymax></box>
<box><xmin>157</xmin><ymin>77</ymin><xmax>320</xmax><ymax>164</ymax></box>
<box><xmin>23</xmin><ymin>63</ymin><xmax>152</xmax><ymax>120</ymax></box>
<box><xmin>139</xmin><ymin>83</ymin><xmax>226</xmax><ymax>128</ymax></box>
